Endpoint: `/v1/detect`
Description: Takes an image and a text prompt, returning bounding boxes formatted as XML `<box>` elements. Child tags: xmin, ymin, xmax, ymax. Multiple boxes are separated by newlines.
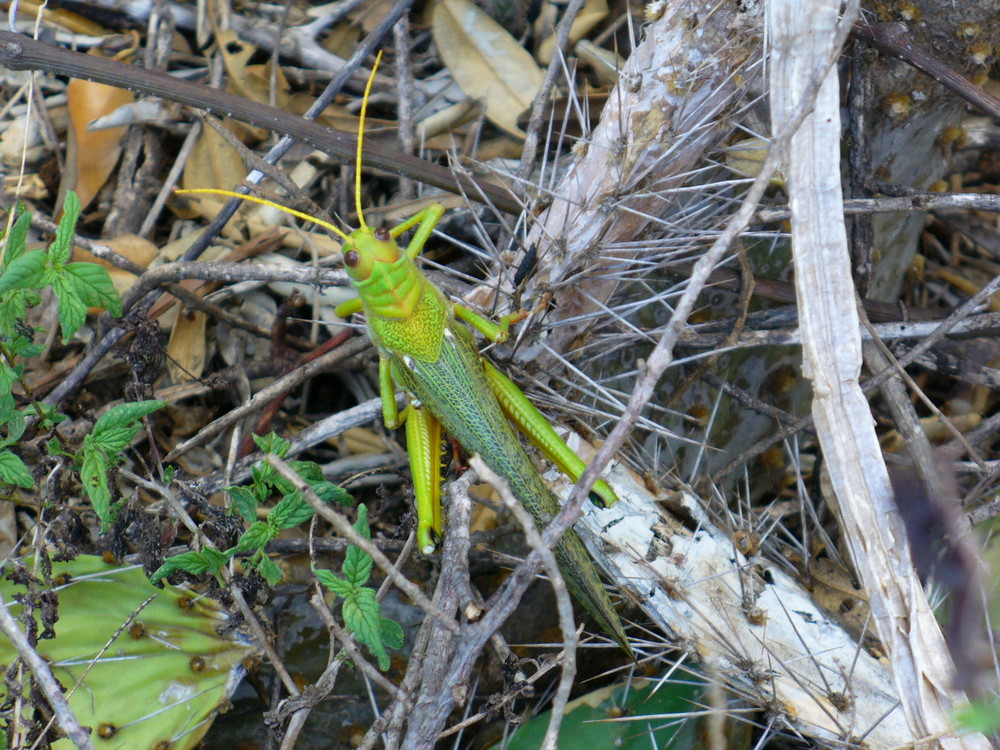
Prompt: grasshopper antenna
<box><xmin>354</xmin><ymin>50</ymin><xmax>382</xmax><ymax>233</ymax></box>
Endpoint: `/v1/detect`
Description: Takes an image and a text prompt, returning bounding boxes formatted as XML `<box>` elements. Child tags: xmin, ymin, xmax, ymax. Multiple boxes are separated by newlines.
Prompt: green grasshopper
<box><xmin>180</xmin><ymin>57</ymin><xmax>630</xmax><ymax>655</ymax></box>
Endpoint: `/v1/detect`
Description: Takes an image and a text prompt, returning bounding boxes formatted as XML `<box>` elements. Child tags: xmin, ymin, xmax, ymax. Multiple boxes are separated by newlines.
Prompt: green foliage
<box><xmin>955</xmin><ymin>698</ymin><xmax>1000</xmax><ymax>734</ymax></box>
<box><xmin>152</xmin><ymin>432</ymin><xmax>353</xmax><ymax>587</ymax></box>
<box><xmin>0</xmin><ymin>195</ymin><xmax>151</xmax><ymax>525</ymax></box>
<box><xmin>0</xmin><ymin>193</ymin><xmax>120</xmax><ymax>343</ymax></box>
<box><xmin>79</xmin><ymin>400</ymin><xmax>166</xmax><ymax>530</ymax></box>
<box><xmin>313</xmin><ymin>505</ymin><xmax>404</xmax><ymax>670</ymax></box>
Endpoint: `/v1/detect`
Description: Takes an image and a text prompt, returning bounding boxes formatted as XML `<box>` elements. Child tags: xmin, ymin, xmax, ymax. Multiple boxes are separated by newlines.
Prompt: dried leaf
<box><xmin>432</xmin><ymin>0</ymin><xmax>544</xmax><ymax>137</ymax></box>
<box><xmin>536</xmin><ymin>0</ymin><xmax>609</xmax><ymax>64</ymax></box>
<box><xmin>60</xmin><ymin>76</ymin><xmax>134</xmax><ymax>211</ymax></box>
<box><xmin>167</xmin><ymin>308</ymin><xmax>208</xmax><ymax>382</ymax></box>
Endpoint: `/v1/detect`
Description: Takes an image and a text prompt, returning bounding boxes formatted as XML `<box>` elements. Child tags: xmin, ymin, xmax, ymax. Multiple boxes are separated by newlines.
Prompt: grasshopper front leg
<box><xmin>379</xmin><ymin>356</ymin><xmax>445</xmax><ymax>554</ymax></box>
<box><xmin>375</xmin><ymin>355</ymin><xmax>445</xmax><ymax>553</ymax></box>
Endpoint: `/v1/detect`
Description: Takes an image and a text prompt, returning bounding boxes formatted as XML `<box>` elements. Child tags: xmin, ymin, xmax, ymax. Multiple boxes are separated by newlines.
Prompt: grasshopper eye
<box><xmin>374</xmin><ymin>227</ymin><xmax>391</xmax><ymax>242</ymax></box>
<box><xmin>344</xmin><ymin>250</ymin><xmax>360</xmax><ymax>267</ymax></box>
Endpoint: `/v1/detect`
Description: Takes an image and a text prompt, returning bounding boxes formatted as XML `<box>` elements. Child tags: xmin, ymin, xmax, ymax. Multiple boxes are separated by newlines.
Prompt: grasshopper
<box><xmin>179</xmin><ymin>56</ymin><xmax>631</xmax><ymax>655</ymax></box>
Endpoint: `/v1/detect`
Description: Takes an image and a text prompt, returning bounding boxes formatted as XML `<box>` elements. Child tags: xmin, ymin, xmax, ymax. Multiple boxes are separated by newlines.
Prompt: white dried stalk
<box><xmin>551</xmin><ymin>435</ymin><xmax>911</xmax><ymax>748</ymax></box>
<box><xmin>768</xmin><ymin>1</ymin><xmax>989</xmax><ymax>748</ymax></box>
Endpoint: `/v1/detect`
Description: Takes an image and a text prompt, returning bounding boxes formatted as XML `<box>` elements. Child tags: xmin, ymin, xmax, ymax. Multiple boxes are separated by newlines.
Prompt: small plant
<box><xmin>152</xmin><ymin>433</ymin><xmax>403</xmax><ymax>669</ymax></box>
<box><xmin>152</xmin><ymin>431</ymin><xmax>353</xmax><ymax>586</ymax></box>
<box><xmin>0</xmin><ymin>194</ymin><xmax>163</xmax><ymax>530</ymax></box>
<box><xmin>313</xmin><ymin>504</ymin><xmax>405</xmax><ymax>670</ymax></box>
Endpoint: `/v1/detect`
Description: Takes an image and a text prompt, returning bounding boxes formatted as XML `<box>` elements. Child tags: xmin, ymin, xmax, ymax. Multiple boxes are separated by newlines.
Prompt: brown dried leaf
<box><xmin>432</xmin><ymin>0</ymin><xmax>544</xmax><ymax>137</ymax></box>
<box><xmin>167</xmin><ymin>308</ymin><xmax>208</xmax><ymax>382</ymax></box>
<box><xmin>536</xmin><ymin>0</ymin><xmax>609</xmax><ymax>64</ymax></box>
<box><xmin>60</xmin><ymin>76</ymin><xmax>133</xmax><ymax>211</ymax></box>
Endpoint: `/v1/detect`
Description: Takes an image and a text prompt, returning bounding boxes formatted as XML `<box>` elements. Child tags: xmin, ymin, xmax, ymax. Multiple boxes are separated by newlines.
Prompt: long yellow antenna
<box><xmin>174</xmin><ymin>188</ymin><xmax>351</xmax><ymax>241</ymax></box>
<box><xmin>355</xmin><ymin>50</ymin><xmax>382</xmax><ymax>233</ymax></box>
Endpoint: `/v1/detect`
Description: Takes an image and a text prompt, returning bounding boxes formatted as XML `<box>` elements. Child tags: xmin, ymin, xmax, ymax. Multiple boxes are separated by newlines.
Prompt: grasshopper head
<box><xmin>342</xmin><ymin>226</ymin><xmax>402</xmax><ymax>282</ymax></box>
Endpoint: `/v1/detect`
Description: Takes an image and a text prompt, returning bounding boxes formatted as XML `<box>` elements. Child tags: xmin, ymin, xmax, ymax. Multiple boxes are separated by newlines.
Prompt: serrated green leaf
<box><xmin>226</xmin><ymin>485</ymin><xmax>259</xmax><ymax>522</ymax></box>
<box><xmin>0</xmin><ymin>409</ymin><xmax>26</xmax><ymax>448</ymax></box>
<box><xmin>52</xmin><ymin>272</ymin><xmax>88</xmax><ymax>342</ymax></box>
<box><xmin>313</xmin><ymin>567</ymin><xmax>354</xmax><ymax>598</ymax></box>
<box><xmin>354</xmin><ymin>504</ymin><xmax>371</xmax><ymax>539</ymax></box>
<box><xmin>201</xmin><ymin>546</ymin><xmax>230</xmax><ymax>568</ymax></box>
<box><xmin>380</xmin><ymin>617</ymin><xmax>404</xmax><ymax>650</ymax></box>
<box><xmin>63</xmin><ymin>262</ymin><xmax>122</xmax><ymax>316</ymax></box>
<box><xmin>268</xmin><ymin>493</ymin><xmax>314</xmax><ymax>529</ymax></box>
<box><xmin>343</xmin><ymin>544</ymin><xmax>373</xmax><ymax>588</ymax></box>
<box><xmin>92</xmin><ymin>425</ymin><xmax>135</xmax><ymax>455</ymax></box>
<box><xmin>80</xmin><ymin>448</ymin><xmax>112</xmax><ymax>530</ymax></box>
<box><xmin>150</xmin><ymin>548</ymin><xmax>228</xmax><ymax>583</ymax></box>
<box><xmin>1</xmin><ymin>210</ymin><xmax>31</xmax><ymax>271</ymax></box>
<box><xmin>257</xmin><ymin>554</ymin><xmax>282</xmax><ymax>585</ymax></box>
<box><xmin>251</xmin><ymin>461</ymin><xmax>276</xmax><ymax>489</ymax></box>
<box><xmin>343</xmin><ymin>505</ymin><xmax>373</xmax><ymax>587</ymax></box>
<box><xmin>0</xmin><ymin>449</ymin><xmax>33</xmax><ymax>489</ymax></box>
<box><xmin>93</xmin><ymin>399</ymin><xmax>166</xmax><ymax>434</ymax></box>
<box><xmin>91</xmin><ymin>400</ymin><xmax>165</xmax><ymax>452</ymax></box>
<box><xmin>0</xmin><ymin>288</ymin><xmax>41</xmax><ymax>340</ymax></box>
<box><xmin>287</xmin><ymin>460</ymin><xmax>323</xmax><ymax>482</ymax></box>
<box><xmin>0</xmin><ymin>249</ymin><xmax>47</xmax><ymax>295</ymax></box>
<box><xmin>51</xmin><ymin>191</ymin><xmax>80</xmax><ymax>266</ymax></box>
<box><xmin>312</xmin><ymin>480</ymin><xmax>354</xmax><ymax>507</ymax></box>
<box><xmin>234</xmin><ymin>521</ymin><xmax>278</xmax><ymax>553</ymax></box>
<box><xmin>34</xmin><ymin>400</ymin><xmax>65</xmax><ymax>431</ymax></box>
<box><xmin>252</xmin><ymin>432</ymin><xmax>291</xmax><ymax>458</ymax></box>
<box><xmin>343</xmin><ymin>587</ymin><xmax>389</xmax><ymax>670</ymax></box>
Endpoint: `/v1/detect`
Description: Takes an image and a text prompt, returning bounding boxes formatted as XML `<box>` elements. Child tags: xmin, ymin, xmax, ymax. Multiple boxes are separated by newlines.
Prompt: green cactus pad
<box><xmin>1</xmin><ymin>556</ymin><xmax>256</xmax><ymax>749</ymax></box>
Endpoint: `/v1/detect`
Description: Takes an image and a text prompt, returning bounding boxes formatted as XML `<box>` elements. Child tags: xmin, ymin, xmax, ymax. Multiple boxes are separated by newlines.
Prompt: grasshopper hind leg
<box><xmin>482</xmin><ymin>360</ymin><xmax>619</xmax><ymax>509</ymax></box>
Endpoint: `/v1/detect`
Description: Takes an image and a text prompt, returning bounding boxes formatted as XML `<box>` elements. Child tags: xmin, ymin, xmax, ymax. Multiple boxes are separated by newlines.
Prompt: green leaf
<box><xmin>0</xmin><ymin>249</ymin><xmax>46</xmax><ymax>295</ymax></box>
<box><xmin>955</xmin><ymin>699</ymin><xmax>1000</xmax><ymax>733</ymax></box>
<box><xmin>268</xmin><ymin>493</ymin><xmax>314</xmax><ymax>529</ymax></box>
<box><xmin>313</xmin><ymin>567</ymin><xmax>354</xmax><ymax>598</ymax></box>
<box><xmin>0</xmin><ymin>409</ymin><xmax>26</xmax><ymax>448</ymax></box>
<box><xmin>1</xmin><ymin>210</ymin><xmax>31</xmax><ymax>270</ymax></box>
<box><xmin>51</xmin><ymin>191</ymin><xmax>80</xmax><ymax>266</ymax></box>
<box><xmin>251</xmin><ymin>461</ymin><xmax>276</xmax><ymax>489</ymax></box>
<box><xmin>150</xmin><ymin>548</ymin><xmax>229</xmax><ymax>583</ymax></box>
<box><xmin>80</xmin><ymin>448</ymin><xmax>112</xmax><ymax>530</ymax></box>
<box><xmin>33</xmin><ymin>400</ymin><xmax>65</xmax><ymax>431</ymax></box>
<box><xmin>91</xmin><ymin>400</ymin><xmax>166</xmax><ymax>454</ymax></box>
<box><xmin>52</xmin><ymin>272</ymin><xmax>88</xmax><ymax>342</ymax></box>
<box><xmin>287</xmin><ymin>460</ymin><xmax>323</xmax><ymax>482</ymax></box>
<box><xmin>0</xmin><ymin>288</ymin><xmax>41</xmax><ymax>340</ymax></box>
<box><xmin>343</xmin><ymin>587</ymin><xmax>389</xmax><ymax>670</ymax></box>
<box><xmin>226</xmin><ymin>485</ymin><xmax>259</xmax><ymax>522</ymax></box>
<box><xmin>257</xmin><ymin>554</ymin><xmax>283</xmax><ymax>586</ymax></box>
<box><xmin>0</xmin><ymin>449</ymin><xmax>33</xmax><ymax>489</ymax></box>
<box><xmin>311</xmin><ymin>480</ymin><xmax>353</xmax><ymax>507</ymax></box>
<box><xmin>252</xmin><ymin>432</ymin><xmax>291</xmax><ymax>458</ymax></box>
<box><xmin>234</xmin><ymin>521</ymin><xmax>278</xmax><ymax>553</ymax></box>
<box><xmin>63</xmin><ymin>262</ymin><xmax>122</xmax><ymax>316</ymax></box>
<box><xmin>343</xmin><ymin>505</ymin><xmax>373</xmax><ymax>587</ymax></box>
<box><xmin>380</xmin><ymin>617</ymin><xmax>404</xmax><ymax>650</ymax></box>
